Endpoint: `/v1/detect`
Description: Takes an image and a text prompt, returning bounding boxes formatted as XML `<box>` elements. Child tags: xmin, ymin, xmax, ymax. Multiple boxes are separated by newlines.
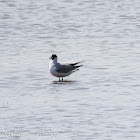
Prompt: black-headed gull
<box><xmin>49</xmin><ymin>54</ymin><xmax>82</xmax><ymax>81</ymax></box>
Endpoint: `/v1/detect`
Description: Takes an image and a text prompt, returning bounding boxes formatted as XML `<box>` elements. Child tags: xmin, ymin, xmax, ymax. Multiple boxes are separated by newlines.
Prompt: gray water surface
<box><xmin>0</xmin><ymin>0</ymin><xmax>140</xmax><ymax>140</ymax></box>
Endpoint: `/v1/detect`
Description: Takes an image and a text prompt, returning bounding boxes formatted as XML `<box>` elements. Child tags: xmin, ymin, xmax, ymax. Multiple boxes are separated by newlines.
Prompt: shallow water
<box><xmin>0</xmin><ymin>0</ymin><xmax>140</xmax><ymax>140</ymax></box>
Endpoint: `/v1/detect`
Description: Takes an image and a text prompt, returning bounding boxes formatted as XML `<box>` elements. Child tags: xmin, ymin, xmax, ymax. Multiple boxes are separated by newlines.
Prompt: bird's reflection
<box><xmin>51</xmin><ymin>80</ymin><xmax>77</xmax><ymax>84</ymax></box>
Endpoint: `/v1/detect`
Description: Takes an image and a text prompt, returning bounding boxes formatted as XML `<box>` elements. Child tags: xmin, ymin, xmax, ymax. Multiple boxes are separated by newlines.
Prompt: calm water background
<box><xmin>0</xmin><ymin>0</ymin><xmax>140</xmax><ymax>140</ymax></box>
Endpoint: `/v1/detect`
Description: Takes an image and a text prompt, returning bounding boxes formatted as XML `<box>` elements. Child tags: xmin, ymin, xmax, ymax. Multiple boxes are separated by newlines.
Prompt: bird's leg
<box><xmin>62</xmin><ymin>77</ymin><xmax>63</xmax><ymax>81</ymax></box>
<box><xmin>59</xmin><ymin>77</ymin><xmax>60</xmax><ymax>81</ymax></box>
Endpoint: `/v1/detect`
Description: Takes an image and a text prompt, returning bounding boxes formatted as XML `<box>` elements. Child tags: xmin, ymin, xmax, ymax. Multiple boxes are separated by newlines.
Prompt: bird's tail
<box><xmin>70</xmin><ymin>60</ymin><xmax>84</xmax><ymax>66</ymax></box>
<box><xmin>69</xmin><ymin>61</ymin><xmax>83</xmax><ymax>71</ymax></box>
<box><xmin>75</xmin><ymin>65</ymin><xmax>82</xmax><ymax>68</ymax></box>
<box><xmin>72</xmin><ymin>68</ymin><xmax>79</xmax><ymax>73</ymax></box>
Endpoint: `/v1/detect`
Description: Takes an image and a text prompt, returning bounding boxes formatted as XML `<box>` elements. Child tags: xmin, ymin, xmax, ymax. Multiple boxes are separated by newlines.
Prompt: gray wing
<box><xmin>56</xmin><ymin>63</ymin><xmax>75</xmax><ymax>73</ymax></box>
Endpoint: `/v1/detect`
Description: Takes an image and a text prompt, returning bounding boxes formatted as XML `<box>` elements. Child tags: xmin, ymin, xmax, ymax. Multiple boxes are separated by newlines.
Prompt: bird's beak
<box><xmin>49</xmin><ymin>56</ymin><xmax>52</xmax><ymax>59</ymax></box>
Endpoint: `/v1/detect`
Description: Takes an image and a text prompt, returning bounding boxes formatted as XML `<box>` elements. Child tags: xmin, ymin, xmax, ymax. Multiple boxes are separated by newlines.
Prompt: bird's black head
<box><xmin>50</xmin><ymin>54</ymin><xmax>57</xmax><ymax>60</ymax></box>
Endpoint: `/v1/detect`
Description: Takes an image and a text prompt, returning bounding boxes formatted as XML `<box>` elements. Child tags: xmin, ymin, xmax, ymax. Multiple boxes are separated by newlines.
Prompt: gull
<box><xmin>49</xmin><ymin>54</ymin><xmax>82</xmax><ymax>81</ymax></box>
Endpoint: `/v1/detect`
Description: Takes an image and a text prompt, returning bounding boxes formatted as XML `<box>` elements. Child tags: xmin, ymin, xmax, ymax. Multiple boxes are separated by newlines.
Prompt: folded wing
<box><xmin>56</xmin><ymin>62</ymin><xmax>82</xmax><ymax>73</ymax></box>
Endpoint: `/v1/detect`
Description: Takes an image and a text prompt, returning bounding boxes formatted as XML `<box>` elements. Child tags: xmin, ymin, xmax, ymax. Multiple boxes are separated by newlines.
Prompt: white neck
<box><xmin>49</xmin><ymin>57</ymin><xmax>58</xmax><ymax>70</ymax></box>
<box><xmin>52</xmin><ymin>57</ymin><xmax>57</xmax><ymax>64</ymax></box>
